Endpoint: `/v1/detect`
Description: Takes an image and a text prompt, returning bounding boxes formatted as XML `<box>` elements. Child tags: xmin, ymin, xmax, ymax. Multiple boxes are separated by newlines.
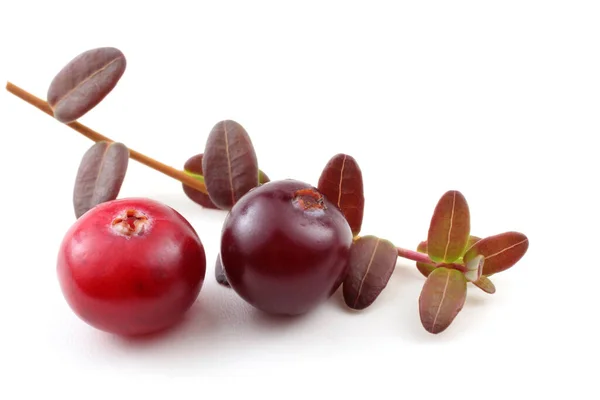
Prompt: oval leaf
<box><xmin>202</xmin><ymin>120</ymin><xmax>259</xmax><ymax>210</ymax></box>
<box><xmin>427</xmin><ymin>190</ymin><xmax>471</xmax><ymax>263</ymax></box>
<box><xmin>472</xmin><ymin>276</ymin><xmax>496</xmax><ymax>294</ymax></box>
<box><xmin>419</xmin><ymin>267</ymin><xmax>467</xmax><ymax>334</ymax></box>
<box><xmin>317</xmin><ymin>153</ymin><xmax>365</xmax><ymax>236</ymax></box>
<box><xmin>73</xmin><ymin>141</ymin><xmax>129</xmax><ymax>218</ymax></box>
<box><xmin>215</xmin><ymin>254</ymin><xmax>230</xmax><ymax>287</ymax></box>
<box><xmin>47</xmin><ymin>47</ymin><xmax>126</xmax><ymax>123</ymax></box>
<box><xmin>183</xmin><ymin>153</ymin><xmax>270</xmax><ymax>209</ymax></box>
<box><xmin>463</xmin><ymin>231</ymin><xmax>529</xmax><ymax>276</ymax></box>
<box><xmin>343</xmin><ymin>235</ymin><xmax>398</xmax><ymax>310</ymax></box>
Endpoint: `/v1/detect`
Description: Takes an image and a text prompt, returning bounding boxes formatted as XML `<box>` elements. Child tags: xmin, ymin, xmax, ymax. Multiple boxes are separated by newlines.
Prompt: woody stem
<box><xmin>5</xmin><ymin>81</ymin><xmax>208</xmax><ymax>194</ymax></box>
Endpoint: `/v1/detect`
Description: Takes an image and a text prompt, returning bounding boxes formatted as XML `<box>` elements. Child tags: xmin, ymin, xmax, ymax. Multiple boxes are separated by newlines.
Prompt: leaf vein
<box><xmin>442</xmin><ymin>192</ymin><xmax>456</xmax><ymax>261</ymax></box>
<box><xmin>223</xmin><ymin>122</ymin><xmax>236</xmax><ymax>205</ymax></box>
<box><xmin>431</xmin><ymin>269</ymin><xmax>451</xmax><ymax>332</ymax></box>
<box><xmin>337</xmin><ymin>155</ymin><xmax>347</xmax><ymax>208</ymax></box>
<box><xmin>53</xmin><ymin>56</ymin><xmax>123</xmax><ymax>111</ymax></box>
<box><xmin>485</xmin><ymin>238</ymin><xmax>529</xmax><ymax>260</ymax></box>
<box><xmin>353</xmin><ymin>238</ymin><xmax>380</xmax><ymax>308</ymax></box>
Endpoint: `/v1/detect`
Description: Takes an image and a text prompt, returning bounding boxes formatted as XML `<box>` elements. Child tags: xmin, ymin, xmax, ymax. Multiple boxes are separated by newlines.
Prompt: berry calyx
<box><xmin>110</xmin><ymin>209</ymin><xmax>151</xmax><ymax>237</ymax></box>
<box><xmin>292</xmin><ymin>188</ymin><xmax>327</xmax><ymax>211</ymax></box>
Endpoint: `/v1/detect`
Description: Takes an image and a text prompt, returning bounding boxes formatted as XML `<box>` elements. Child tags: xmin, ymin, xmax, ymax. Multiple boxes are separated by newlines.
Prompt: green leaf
<box><xmin>419</xmin><ymin>267</ymin><xmax>467</xmax><ymax>334</ymax></box>
<box><xmin>258</xmin><ymin>170</ymin><xmax>270</xmax><ymax>184</ymax></box>
<box><xmin>427</xmin><ymin>190</ymin><xmax>471</xmax><ymax>263</ymax></box>
<box><xmin>472</xmin><ymin>276</ymin><xmax>496</xmax><ymax>294</ymax></box>
<box><xmin>463</xmin><ymin>231</ymin><xmax>529</xmax><ymax>276</ymax></box>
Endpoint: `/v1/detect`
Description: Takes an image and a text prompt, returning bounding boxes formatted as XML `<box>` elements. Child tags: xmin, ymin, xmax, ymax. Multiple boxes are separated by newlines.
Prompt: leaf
<box><xmin>73</xmin><ymin>141</ymin><xmax>129</xmax><ymax>218</ymax></box>
<box><xmin>47</xmin><ymin>47</ymin><xmax>126</xmax><ymax>123</ymax></box>
<box><xmin>464</xmin><ymin>254</ymin><xmax>484</xmax><ymax>282</ymax></box>
<box><xmin>202</xmin><ymin>120</ymin><xmax>259</xmax><ymax>210</ymax></box>
<box><xmin>419</xmin><ymin>267</ymin><xmax>467</xmax><ymax>334</ymax></box>
<box><xmin>258</xmin><ymin>170</ymin><xmax>270</xmax><ymax>184</ymax></box>
<box><xmin>427</xmin><ymin>190</ymin><xmax>471</xmax><ymax>263</ymax></box>
<box><xmin>182</xmin><ymin>154</ymin><xmax>219</xmax><ymax>209</ymax></box>
<box><xmin>472</xmin><ymin>276</ymin><xmax>496</xmax><ymax>294</ymax></box>
<box><xmin>466</xmin><ymin>235</ymin><xmax>482</xmax><ymax>249</ymax></box>
<box><xmin>416</xmin><ymin>235</ymin><xmax>480</xmax><ymax>277</ymax></box>
<box><xmin>416</xmin><ymin>240</ymin><xmax>436</xmax><ymax>277</ymax></box>
<box><xmin>463</xmin><ymin>231</ymin><xmax>529</xmax><ymax>276</ymax></box>
<box><xmin>183</xmin><ymin>153</ymin><xmax>269</xmax><ymax>209</ymax></box>
<box><xmin>215</xmin><ymin>254</ymin><xmax>230</xmax><ymax>287</ymax></box>
<box><xmin>317</xmin><ymin>153</ymin><xmax>365</xmax><ymax>236</ymax></box>
<box><xmin>343</xmin><ymin>235</ymin><xmax>398</xmax><ymax>310</ymax></box>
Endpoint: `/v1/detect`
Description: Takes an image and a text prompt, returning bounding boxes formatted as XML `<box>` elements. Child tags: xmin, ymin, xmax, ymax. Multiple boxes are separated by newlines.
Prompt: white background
<box><xmin>0</xmin><ymin>1</ymin><xmax>598</xmax><ymax>398</ymax></box>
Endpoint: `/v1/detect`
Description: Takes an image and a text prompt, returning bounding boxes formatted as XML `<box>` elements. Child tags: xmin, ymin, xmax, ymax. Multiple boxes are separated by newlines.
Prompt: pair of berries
<box><xmin>58</xmin><ymin>179</ymin><xmax>349</xmax><ymax>336</ymax></box>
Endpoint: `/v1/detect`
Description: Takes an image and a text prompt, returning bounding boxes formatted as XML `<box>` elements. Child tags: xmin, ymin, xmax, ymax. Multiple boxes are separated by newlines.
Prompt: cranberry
<box><xmin>220</xmin><ymin>179</ymin><xmax>353</xmax><ymax>315</ymax></box>
<box><xmin>56</xmin><ymin>198</ymin><xmax>206</xmax><ymax>336</ymax></box>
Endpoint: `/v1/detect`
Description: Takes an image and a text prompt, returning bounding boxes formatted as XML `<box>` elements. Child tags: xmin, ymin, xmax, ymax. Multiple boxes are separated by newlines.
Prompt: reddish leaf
<box><xmin>47</xmin><ymin>47</ymin><xmax>126</xmax><ymax>123</ymax></box>
<box><xmin>427</xmin><ymin>190</ymin><xmax>471</xmax><ymax>263</ymax></box>
<box><xmin>214</xmin><ymin>254</ymin><xmax>230</xmax><ymax>287</ymax></box>
<box><xmin>202</xmin><ymin>120</ymin><xmax>259</xmax><ymax>210</ymax></box>
<box><xmin>472</xmin><ymin>276</ymin><xmax>496</xmax><ymax>294</ymax></box>
<box><xmin>463</xmin><ymin>231</ymin><xmax>529</xmax><ymax>276</ymax></box>
<box><xmin>182</xmin><ymin>154</ymin><xmax>219</xmax><ymax>209</ymax></box>
<box><xmin>419</xmin><ymin>267</ymin><xmax>467</xmax><ymax>334</ymax></box>
<box><xmin>183</xmin><ymin>153</ymin><xmax>270</xmax><ymax>209</ymax></box>
<box><xmin>317</xmin><ymin>153</ymin><xmax>365</xmax><ymax>236</ymax></box>
<box><xmin>73</xmin><ymin>141</ymin><xmax>129</xmax><ymax>218</ymax></box>
<box><xmin>343</xmin><ymin>235</ymin><xmax>398</xmax><ymax>310</ymax></box>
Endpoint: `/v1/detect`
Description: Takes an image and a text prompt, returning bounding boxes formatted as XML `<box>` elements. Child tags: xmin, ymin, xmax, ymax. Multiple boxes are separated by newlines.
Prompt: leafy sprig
<box><xmin>413</xmin><ymin>191</ymin><xmax>529</xmax><ymax>333</ymax></box>
<box><xmin>5</xmin><ymin>45</ymin><xmax>530</xmax><ymax>335</ymax></box>
<box><xmin>315</xmin><ymin>156</ymin><xmax>529</xmax><ymax>334</ymax></box>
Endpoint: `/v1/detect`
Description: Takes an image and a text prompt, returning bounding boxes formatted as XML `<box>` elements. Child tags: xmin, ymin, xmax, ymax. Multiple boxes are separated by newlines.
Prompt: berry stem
<box><xmin>5</xmin><ymin>81</ymin><xmax>208</xmax><ymax>195</ymax></box>
<box><xmin>397</xmin><ymin>247</ymin><xmax>434</xmax><ymax>265</ymax></box>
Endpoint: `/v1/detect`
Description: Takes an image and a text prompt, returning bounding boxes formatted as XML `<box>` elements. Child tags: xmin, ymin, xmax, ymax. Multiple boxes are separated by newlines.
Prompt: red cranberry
<box><xmin>220</xmin><ymin>179</ymin><xmax>353</xmax><ymax>315</ymax></box>
<box><xmin>56</xmin><ymin>198</ymin><xmax>206</xmax><ymax>336</ymax></box>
